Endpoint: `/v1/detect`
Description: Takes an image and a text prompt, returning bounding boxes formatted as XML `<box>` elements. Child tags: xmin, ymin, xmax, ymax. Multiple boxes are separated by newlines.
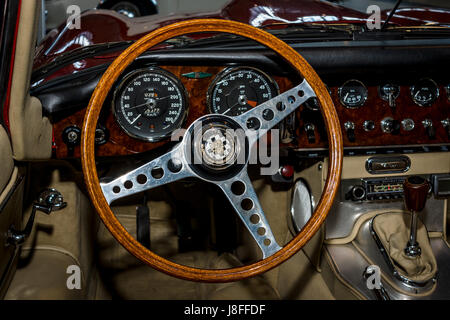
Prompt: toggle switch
<box><xmin>304</xmin><ymin>123</ymin><xmax>316</xmax><ymax>144</ymax></box>
<box><xmin>422</xmin><ymin>119</ymin><xmax>436</xmax><ymax>139</ymax></box>
<box><xmin>344</xmin><ymin>121</ymin><xmax>356</xmax><ymax>142</ymax></box>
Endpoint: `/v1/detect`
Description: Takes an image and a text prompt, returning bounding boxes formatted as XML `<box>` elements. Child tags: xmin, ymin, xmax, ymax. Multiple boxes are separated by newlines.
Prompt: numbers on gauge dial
<box><xmin>207</xmin><ymin>67</ymin><xmax>279</xmax><ymax>117</ymax></box>
<box><xmin>113</xmin><ymin>68</ymin><xmax>188</xmax><ymax>142</ymax></box>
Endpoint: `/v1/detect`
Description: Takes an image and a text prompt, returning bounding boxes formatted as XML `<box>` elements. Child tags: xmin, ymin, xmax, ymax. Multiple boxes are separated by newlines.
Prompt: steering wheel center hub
<box><xmin>201</xmin><ymin>127</ymin><xmax>236</xmax><ymax>168</ymax></box>
<box><xmin>188</xmin><ymin>115</ymin><xmax>248</xmax><ymax>179</ymax></box>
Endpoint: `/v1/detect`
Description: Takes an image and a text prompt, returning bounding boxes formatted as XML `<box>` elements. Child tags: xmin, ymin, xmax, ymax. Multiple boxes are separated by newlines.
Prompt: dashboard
<box><xmin>49</xmin><ymin>63</ymin><xmax>450</xmax><ymax>159</ymax></box>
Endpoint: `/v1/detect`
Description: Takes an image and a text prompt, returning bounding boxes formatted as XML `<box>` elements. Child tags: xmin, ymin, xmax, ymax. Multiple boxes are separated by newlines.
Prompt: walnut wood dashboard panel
<box><xmin>295</xmin><ymin>85</ymin><xmax>450</xmax><ymax>149</ymax></box>
<box><xmin>52</xmin><ymin>66</ymin><xmax>450</xmax><ymax>159</ymax></box>
<box><xmin>52</xmin><ymin>65</ymin><xmax>293</xmax><ymax>158</ymax></box>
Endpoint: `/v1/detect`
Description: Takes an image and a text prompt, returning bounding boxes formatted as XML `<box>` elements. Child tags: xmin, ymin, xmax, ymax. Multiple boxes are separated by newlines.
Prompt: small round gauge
<box><xmin>338</xmin><ymin>80</ymin><xmax>368</xmax><ymax>109</ymax></box>
<box><xmin>410</xmin><ymin>78</ymin><xmax>439</xmax><ymax>107</ymax></box>
<box><xmin>207</xmin><ymin>67</ymin><xmax>279</xmax><ymax>116</ymax></box>
<box><xmin>113</xmin><ymin>68</ymin><xmax>188</xmax><ymax>142</ymax></box>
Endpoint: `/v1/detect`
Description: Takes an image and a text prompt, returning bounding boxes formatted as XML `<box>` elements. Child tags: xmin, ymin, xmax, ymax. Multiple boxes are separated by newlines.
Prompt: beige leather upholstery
<box><xmin>5</xmin><ymin>247</ymin><xmax>87</xmax><ymax>300</ymax></box>
<box><xmin>372</xmin><ymin>212</ymin><xmax>437</xmax><ymax>283</ymax></box>
<box><xmin>8</xmin><ymin>0</ymin><xmax>52</xmax><ymax>160</ymax></box>
<box><xmin>4</xmin><ymin>167</ymin><xmax>98</xmax><ymax>300</ymax></box>
<box><xmin>0</xmin><ymin>126</ymin><xmax>13</xmax><ymax>193</ymax></box>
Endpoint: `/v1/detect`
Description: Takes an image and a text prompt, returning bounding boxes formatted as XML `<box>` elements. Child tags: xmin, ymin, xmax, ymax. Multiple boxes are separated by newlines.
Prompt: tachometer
<box><xmin>207</xmin><ymin>67</ymin><xmax>279</xmax><ymax>116</ymax></box>
<box><xmin>113</xmin><ymin>68</ymin><xmax>188</xmax><ymax>142</ymax></box>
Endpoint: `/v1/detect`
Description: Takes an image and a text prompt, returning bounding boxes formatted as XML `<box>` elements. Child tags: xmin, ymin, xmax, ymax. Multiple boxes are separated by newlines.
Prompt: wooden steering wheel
<box><xmin>81</xmin><ymin>19</ymin><xmax>343</xmax><ymax>282</ymax></box>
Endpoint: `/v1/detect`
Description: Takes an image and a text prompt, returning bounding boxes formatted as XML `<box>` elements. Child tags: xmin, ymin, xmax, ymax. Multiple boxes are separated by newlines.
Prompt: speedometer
<box><xmin>113</xmin><ymin>68</ymin><xmax>188</xmax><ymax>142</ymax></box>
<box><xmin>207</xmin><ymin>67</ymin><xmax>279</xmax><ymax>116</ymax></box>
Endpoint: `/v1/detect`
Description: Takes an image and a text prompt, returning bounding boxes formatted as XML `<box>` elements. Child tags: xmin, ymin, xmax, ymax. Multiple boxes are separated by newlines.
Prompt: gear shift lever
<box><xmin>403</xmin><ymin>176</ymin><xmax>430</xmax><ymax>257</ymax></box>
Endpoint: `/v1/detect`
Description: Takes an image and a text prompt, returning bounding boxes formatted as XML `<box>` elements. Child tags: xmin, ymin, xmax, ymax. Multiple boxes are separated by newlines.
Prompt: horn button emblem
<box><xmin>189</xmin><ymin>115</ymin><xmax>248</xmax><ymax>179</ymax></box>
<box><xmin>201</xmin><ymin>127</ymin><xmax>236</xmax><ymax>169</ymax></box>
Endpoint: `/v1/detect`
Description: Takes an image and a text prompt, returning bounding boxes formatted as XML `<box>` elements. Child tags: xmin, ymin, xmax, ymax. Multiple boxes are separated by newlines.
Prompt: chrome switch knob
<box><xmin>363</xmin><ymin>120</ymin><xmax>375</xmax><ymax>132</ymax></box>
<box><xmin>401</xmin><ymin>119</ymin><xmax>415</xmax><ymax>132</ymax></box>
<box><xmin>381</xmin><ymin>118</ymin><xmax>400</xmax><ymax>134</ymax></box>
<box><xmin>442</xmin><ymin>119</ymin><xmax>450</xmax><ymax>138</ymax></box>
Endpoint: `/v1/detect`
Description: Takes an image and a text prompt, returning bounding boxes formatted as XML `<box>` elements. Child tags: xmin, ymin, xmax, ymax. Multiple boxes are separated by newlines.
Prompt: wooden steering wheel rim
<box><xmin>81</xmin><ymin>19</ymin><xmax>343</xmax><ymax>283</ymax></box>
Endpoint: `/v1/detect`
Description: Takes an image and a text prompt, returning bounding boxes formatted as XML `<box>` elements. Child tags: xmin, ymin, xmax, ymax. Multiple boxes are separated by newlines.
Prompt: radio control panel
<box><xmin>344</xmin><ymin>177</ymin><xmax>406</xmax><ymax>202</ymax></box>
<box><xmin>341</xmin><ymin>174</ymin><xmax>438</xmax><ymax>202</ymax></box>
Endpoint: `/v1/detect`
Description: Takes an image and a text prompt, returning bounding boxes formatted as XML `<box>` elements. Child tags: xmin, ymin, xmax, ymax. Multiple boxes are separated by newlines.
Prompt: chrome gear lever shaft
<box><xmin>403</xmin><ymin>176</ymin><xmax>430</xmax><ymax>257</ymax></box>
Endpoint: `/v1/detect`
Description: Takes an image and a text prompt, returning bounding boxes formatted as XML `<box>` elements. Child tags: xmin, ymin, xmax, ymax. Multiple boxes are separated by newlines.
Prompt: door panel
<box><xmin>0</xmin><ymin>0</ymin><xmax>26</xmax><ymax>298</ymax></box>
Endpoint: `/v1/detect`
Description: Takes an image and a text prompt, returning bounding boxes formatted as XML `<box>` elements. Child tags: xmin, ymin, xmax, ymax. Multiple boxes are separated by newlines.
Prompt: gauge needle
<box><xmin>247</xmin><ymin>100</ymin><xmax>257</xmax><ymax>107</ymax></box>
<box><xmin>127</xmin><ymin>102</ymin><xmax>152</xmax><ymax>110</ymax></box>
<box><xmin>222</xmin><ymin>99</ymin><xmax>257</xmax><ymax>115</ymax></box>
<box><xmin>222</xmin><ymin>107</ymin><xmax>233</xmax><ymax>115</ymax></box>
<box><xmin>127</xmin><ymin>97</ymin><xmax>170</xmax><ymax>110</ymax></box>
<box><xmin>131</xmin><ymin>114</ymin><xmax>142</xmax><ymax>125</ymax></box>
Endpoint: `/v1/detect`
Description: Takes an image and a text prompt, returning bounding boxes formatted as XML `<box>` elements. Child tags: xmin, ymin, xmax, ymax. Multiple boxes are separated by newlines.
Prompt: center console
<box><xmin>315</xmin><ymin>153</ymin><xmax>450</xmax><ymax>300</ymax></box>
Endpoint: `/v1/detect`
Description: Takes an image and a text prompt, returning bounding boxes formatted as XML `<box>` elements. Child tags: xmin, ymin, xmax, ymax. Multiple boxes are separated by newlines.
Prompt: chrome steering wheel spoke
<box><xmin>100</xmin><ymin>81</ymin><xmax>314</xmax><ymax>253</ymax></box>
<box><xmin>100</xmin><ymin>145</ymin><xmax>193</xmax><ymax>204</ymax></box>
<box><xmin>234</xmin><ymin>80</ymin><xmax>316</xmax><ymax>147</ymax></box>
<box><xmin>218</xmin><ymin>171</ymin><xmax>282</xmax><ymax>259</ymax></box>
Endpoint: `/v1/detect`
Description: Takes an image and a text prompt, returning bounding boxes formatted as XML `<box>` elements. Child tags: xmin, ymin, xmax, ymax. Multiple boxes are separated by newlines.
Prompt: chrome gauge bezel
<box><xmin>112</xmin><ymin>67</ymin><xmax>189</xmax><ymax>142</ymax></box>
<box><xmin>206</xmin><ymin>66</ymin><xmax>280</xmax><ymax>115</ymax></box>
<box><xmin>445</xmin><ymin>83</ymin><xmax>450</xmax><ymax>101</ymax></box>
<box><xmin>410</xmin><ymin>78</ymin><xmax>440</xmax><ymax>107</ymax></box>
<box><xmin>338</xmin><ymin>79</ymin><xmax>368</xmax><ymax>109</ymax></box>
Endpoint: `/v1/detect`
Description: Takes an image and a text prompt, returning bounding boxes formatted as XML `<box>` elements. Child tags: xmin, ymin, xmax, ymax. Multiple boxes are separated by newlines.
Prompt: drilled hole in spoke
<box><xmin>168</xmin><ymin>158</ymin><xmax>182</xmax><ymax>173</ymax></box>
<box><xmin>113</xmin><ymin>186</ymin><xmax>121</xmax><ymax>194</ymax></box>
<box><xmin>231</xmin><ymin>181</ymin><xmax>246</xmax><ymax>196</ymax></box>
<box><xmin>276</xmin><ymin>102</ymin><xmax>285</xmax><ymax>111</ymax></box>
<box><xmin>137</xmin><ymin>174</ymin><xmax>148</xmax><ymax>185</ymax></box>
<box><xmin>241</xmin><ymin>198</ymin><xmax>254</xmax><ymax>211</ymax></box>
<box><xmin>257</xmin><ymin>227</ymin><xmax>266</xmax><ymax>236</ymax></box>
<box><xmin>298</xmin><ymin>90</ymin><xmax>305</xmax><ymax>97</ymax></box>
<box><xmin>288</xmin><ymin>96</ymin><xmax>296</xmax><ymax>104</ymax></box>
<box><xmin>264</xmin><ymin>239</ymin><xmax>272</xmax><ymax>246</ymax></box>
<box><xmin>250</xmin><ymin>214</ymin><xmax>260</xmax><ymax>224</ymax></box>
<box><xmin>262</xmin><ymin>109</ymin><xmax>274</xmax><ymax>121</ymax></box>
<box><xmin>246</xmin><ymin>117</ymin><xmax>261</xmax><ymax>130</ymax></box>
<box><xmin>151</xmin><ymin>167</ymin><xmax>164</xmax><ymax>179</ymax></box>
<box><xmin>124</xmin><ymin>181</ymin><xmax>133</xmax><ymax>190</ymax></box>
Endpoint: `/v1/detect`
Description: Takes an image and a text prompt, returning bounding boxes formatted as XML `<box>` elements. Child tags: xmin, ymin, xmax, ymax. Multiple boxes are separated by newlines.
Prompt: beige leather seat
<box><xmin>5</xmin><ymin>247</ymin><xmax>279</xmax><ymax>300</ymax></box>
<box><xmin>5</xmin><ymin>247</ymin><xmax>88</xmax><ymax>300</ymax></box>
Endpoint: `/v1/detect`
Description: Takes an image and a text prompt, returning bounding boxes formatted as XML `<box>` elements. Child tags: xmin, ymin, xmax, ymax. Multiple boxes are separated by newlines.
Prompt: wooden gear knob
<box><xmin>403</xmin><ymin>176</ymin><xmax>430</xmax><ymax>212</ymax></box>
